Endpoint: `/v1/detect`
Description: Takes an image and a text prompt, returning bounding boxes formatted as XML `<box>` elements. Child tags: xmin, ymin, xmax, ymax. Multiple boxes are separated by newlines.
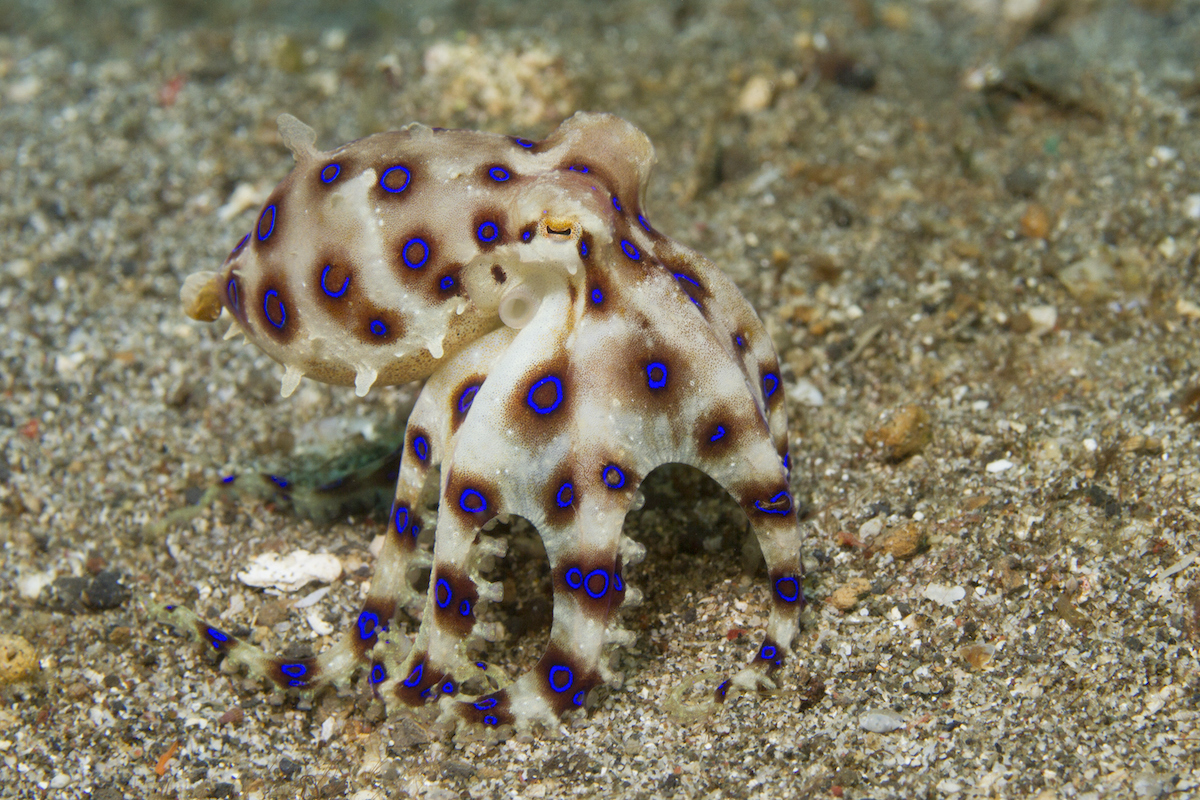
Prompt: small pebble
<box><xmin>0</xmin><ymin>635</ymin><xmax>38</xmax><ymax>684</ymax></box>
<box><xmin>958</xmin><ymin>643</ymin><xmax>996</xmax><ymax>670</ymax></box>
<box><xmin>1058</xmin><ymin>256</ymin><xmax>1118</xmax><ymax>301</ymax></box>
<box><xmin>736</xmin><ymin>75</ymin><xmax>774</xmax><ymax>114</ymax></box>
<box><xmin>1019</xmin><ymin>202</ymin><xmax>1052</xmax><ymax>239</ymax></box>
<box><xmin>859</xmin><ymin>709</ymin><xmax>906</xmax><ymax>733</ymax></box>
<box><xmin>876</xmin><ymin>522</ymin><xmax>927</xmax><ymax>559</ymax></box>
<box><xmin>864</xmin><ymin>404</ymin><xmax>933</xmax><ymax>462</ymax></box>
<box><xmin>829</xmin><ymin>578</ymin><xmax>872</xmax><ymax>612</ymax></box>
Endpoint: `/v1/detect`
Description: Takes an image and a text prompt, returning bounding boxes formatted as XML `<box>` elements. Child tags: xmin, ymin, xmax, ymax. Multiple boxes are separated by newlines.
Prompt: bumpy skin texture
<box><xmin>166</xmin><ymin>112</ymin><xmax>805</xmax><ymax>731</ymax></box>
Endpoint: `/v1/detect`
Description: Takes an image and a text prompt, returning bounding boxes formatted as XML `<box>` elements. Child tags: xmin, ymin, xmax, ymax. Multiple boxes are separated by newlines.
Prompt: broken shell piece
<box><xmin>181</xmin><ymin>271</ymin><xmax>223</xmax><ymax>322</ymax></box>
<box><xmin>237</xmin><ymin>550</ymin><xmax>342</xmax><ymax>592</ymax></box>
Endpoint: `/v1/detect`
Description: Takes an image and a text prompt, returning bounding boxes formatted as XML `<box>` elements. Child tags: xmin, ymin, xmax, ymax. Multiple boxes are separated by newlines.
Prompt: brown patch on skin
<box><xmin>351</xmin><ymin>303</ymin><xmax>406</xmax><ymax>346</ymax></box>
<box><xmin>542</xmin><ymin>462</ymin><xmax>577</xmax><ymax>528</ymax></box>
<box><xmin>733</xmin><ymin>477</ymin><xmax>796</xmax><ymax>524</ymax></box>
<box><xmin>449</xmin><ymin>375</ymin><xmax>486</xmax><ymax>434</ymax></box>
<box><xmin>392</xmin><ymin>653</ymin><xmax>446</xmax><ymax>706</ymax></box>
<box><xmin>491</xmin><ymin>264</ymin><xmax>508</xmax><ymax>284</ymax></box>
<box><xmin>533</xmin><ymin>641</ymin><xmax>601</xmax><ymax>716</ymax></box>
<box><xmin>444</xmin><ymin>468</ymin><xmax>499</xmax><ymax>528</ymax></box>
<box><xmin>390</xmin><ymin>227</ymin><xmax>441</xmax><ymax>293</ymax></box>
<box><xmin>609</xmin><ymin>333</ymin><xmax>692</xmax><ymax>415</ymax></box>
<box><xmin>310</xmin><ymin>152</ymin><xmax>359</xmax><ymax>191</ymax></box>
<box><xmin>471</xmin><ymin>207</ymin><xmax>508</xmax><ymax>252</ymax></box>
<box><xmin>192</xmin><ymin>619</ymin><xmax>238</xmax><ymax>655</ymax></box>
<box><xmin>268</xmin><ymin>657</ymin><xmax>320</xmax><ymax>690</ymax></box>
<box><xmin>406</xmin><ymin>426</ymin><xmax>434</xmax><ymax>470</ymax></box>
<box><xmin>456</xmin><ymin>689</ymin><xmax>514</xmax><ymax>727</ymax></box>
<box><xmin>311</xmin><ymin>253</ymin><xmax>358</xmax><ymax>315</ymax></box>
<box><xmin>387</xmin><ymin>500</ymin><xmax>418</xmax><ymax>551</ymax></box>
<box><xmin>769</xmin><ymin>568</ymin><xmax>806</xmax><ymax>614</ymax></box>
<box><xmin>693</xmin><ymin>404</ymin><xmax>750</xmax><ymax>461</ymax></box>
<box><xmin>577</xmin><ymin>230</ymin><xmax>595</xmax><ymax>262</ymax></box>
<box><xmin>221</xmin><ymin>270</ymin><xmax>245</xmax><ymax>321</ymax></box>
<box><xmin>431</xmin><ymin>564</ymin><xmax>479</xmax><ymax>636</ymax></box>
<box><xmin>251</xmin><ymin>179</ymin><xmax>291</xmax><ymax>256</ymax></box>
<box><xmin>658</xmin><ymin>250</ymin><xmax>710</xmax><ymax>311</ymax></box>
<box><xmin>556</xmin><ymin>160</ymin><xmax>619</xmax><ymax>202</ymax></box>
<box><xmin>503</xmin><ymin>354</ymin><xmax>574</xmax><ymax>446</ymax></box>
<box><xmin>435</xmin><ymin>264</ymin><xmax>465</xmax><ymax>298</ymax></box>
<box><xmin>583</xmin><ymin>260</ymin><xmax>613</xmax><ymax>313</ymax></box>
<box><xmin>759</xmin><ymin>360</ymin><xmax>783</xmax><ymax>412</ymax></box>
<box><xmin>553</xmin><ymin>553</ymin><xmax>626</xmax><ymax>621</ymax></box>
<box><xmin>351</xmin><ymin>596</ymin><xmax>398</xmax><ymax>657</ymax></box>
<box><xmin>370</xmin><ymin>158</ymin><xmax>424</xmax><ymax>204</ymax></box>
<box><xmin>751</xmin><ymin>637</ymin><xmax>785</xmax><ymax>675</ymax></box>
<box><xmin>256</xmin><ymin>273</ymin><xmax>299</xmax><ymax>345</ymax></box>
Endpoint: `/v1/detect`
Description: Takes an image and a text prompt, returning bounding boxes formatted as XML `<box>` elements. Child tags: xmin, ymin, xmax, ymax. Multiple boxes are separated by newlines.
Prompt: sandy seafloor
<box><xmin>1</xmin><ymin>0</ymin><xmax>1199</xmax><ymax>798</ymax></box>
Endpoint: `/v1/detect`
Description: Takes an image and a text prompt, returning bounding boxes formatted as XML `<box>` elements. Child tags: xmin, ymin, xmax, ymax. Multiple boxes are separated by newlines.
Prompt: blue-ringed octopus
<box><xmin>163</xmin><ymin>112</ymin><xmax>806</xmax><ymax>731</ymax></box>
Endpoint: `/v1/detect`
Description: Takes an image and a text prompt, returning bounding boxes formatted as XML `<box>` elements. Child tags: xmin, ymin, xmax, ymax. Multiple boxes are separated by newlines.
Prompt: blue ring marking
<box><xmin>256</xmin><ymin>204</ymin><xmax>276</xmax><ymax>241</ymax></box>
<box><xmin>754</xmin><ymin>491</ymin><xmax>792</xmax><ymax>515</ymax></box>
<box><xmin>483</xmin><ymin>714</ymin><xmax>499</xmax><ymax>726</ymax></box>
<box><xmin>435</xmin><ymin>578</ymin><xmax>452</xmax><ymax>609</ymax></box>
<box><xmin>710</xmin><ymin>425</ymin><xmax>726</xmax><ymax>442</ymax></box>
<box><xmin>459</xmin><ymin>488</ymin><xmax>487</xmax><ymax>514</ymax></box>
<box><xmin>774</xmin><ymin>576</ymin><xmax>801</xmax><ymax>602</ymax></box>
<box><xmin>439</xmin><ymin>275</ymin><xmax>455</xmax><ymax>291</ymax></box>
<box><xmin>356</xmin><ymin>611</ymin><xmax>380</xmax><ymax>640</ymax></box>
<box><xmin>320</xmin><ymin>264</ymin><xmax>349</xmax><ymax>298</ymax></box>
<box><xmin>735</xmin><ymin>334</ymin><xmax>746</xmax><ymax>348</ymax></box>
<box><xmin>527</xmin><ymin>375</ymin><xmax>563</xmax><ymax>414</ymax></box>
<box><xmin>458</xmin><ymin>599</ymin><xmax>471</xmax><ymax>617</ymax></box>
<box><xmin>476</xmin><ymin>221</ymin><xmax>499</xmax><ymax>243</ymax></box>
<box><xmin>458</xmin><ymin>385</ymin><xmax>479</xmax><ymax>414</ymax></box>
<box><xmin>602</xmin><ymin>464</ymin><xmax>625</xmax><ymax>489</ymax></box>
<box><xmin>568</xmin><ymin>164</ymin><xmax>589</xmax><ymax>173</ymax></box>
<box><xmin>645</xmin><ymin>362</ymin><xmax>667</xmax><ymax>390</ymax></box>
<box><xmin>760</xmin><ymin>644</ymin><xmax>778</xmax><ymax>660</ymax></box>
<box><xmin>370</xmin><ymin>663</ymin><xmax>387</xmax><ymax>684</ymax></box>
<box><xmin>413</xmin><ymin>436</ymin><xmax>429</xmax><ymax>461</ymax></box>
<box><xmin>590</xmin><ymin>288</ymin><xmax>603</xmax><ymax>304</ymax></box>
<box><xmin>488</xmin><ymin>166</ymin><xmax>510</xmax><ymax>181</ymax></box>
<box><xmin>565</xmin><ymin>567</ymin><xmax>583</xmax><ymax>589</ymax></box>
<box><xmin>555</xmin><ymin>482</ymin><xmax>574</xmax><ymax>509</ymax></box>
<box><xmin>783</xmin><ymin>452</ymin><xmax>791</xmax><ymax>470</ymax></box>
<box><xmin>476</xmin><ymin>662</ymin><xmax>488</xmax><ymax>670</ymax></box>
<box><xmin>402</xmin><ymin>238</ymin><xmax>429</xmax><ymax>269</ymax></box>
<box><xmin>612</xmin><ymin>196</ymin><xmax>622</xmax><ymax>212</ymax></box>
<box><xmin>717</xmin><ymin>679</ymin><xmax>731</xmax><ymax>699</ymax></box>
<box><xmin>420</xmin><ymin>687</ymin><xmax>432</xmax><ymax>699</ymax></box>
<box><xmin>548</xmin><ymin>665</ymin><xmax>573</xmax><ymax>693</ymax></box>
<box><xmin>230</xmin><ymin>233</ymin><xmax>249</xmax><ymax>258</ymax></box>
<box><xmin>614</xmin><ymin>573</ymin><xmax>624</xmax><ymax>591</ymax></box>
<box><xmin>442</xmin><ymin>680</ymin><xmax>456</xmax><ymax>694</ymax></box>
<box><xmin>280</xmin><ymin>663</ymin><xmax>308</xmax><ymax>687</ymax></box>
<box><xmin>205</xmin><ymin>627</ymin><xmax>229</xmax><ymax>649</ymax></box>
<box><xmin>380</xmin><ymin>165</ymin><xmax>411</xmax><ymax>193</ymax></box>
<box><xmin>221</xmin><ymin>474</ymin><xmax>236</xmax><ymax>484</ymax></box>
<box><xmin>473</xmin><ymin>697</ymin><xmax>498</xmax><ymax>711</ymax></box>
<box><xmin>369</xmin><ymin>320</ymin><xmax>387</xmax><ymax>337</ymax></box>
<box><xmin>226</xmin><ymin>278</ymin><xmax>239</xmax><ymax>311</ymax></box>
<box><xmin>403</xmin><ymin>663</ymin><xmax>424</xmax><ymax>687</ymax></box>
<box><xmin>620</xmin><ymin>239</ymin><xmax>640</xmax><ymax>260</ymax></box>
<box><xmin>393</xmin><ymin>504</ymin><xmax>410</xmax><ymax>535</ymax></box>
<box><xmin>320</xmin><ymin>163</ymin><xmax>340</xmax><ymax>183</ymax></box>
<box><xmin>638</xmin><ymin>214</ymin><xmax>651</xmax><ymax>232</ymax></box>
<box><xmin>263</xmin><ymin>289</ymin><xmax>286</xmax><ymax>329</ymax></box>
<box><xmin>521</xmin><ymin>229</ymin><xmax>533</xmax><ymax>242</ymax></box>
<box><xmin>763</xmin><ymin>373</ymin><xmax>779</xmax><ymax>398</ymax></box>
<box><xmin>584</xmin><ymin>569</ymin><xmax>610</xmax><ymax>599</ymax></box>
<box><xmin>268</xmin><ymin>474</ymin><xmax>289</xmax><ymax>489</ymax></box>
<box><xmin>164</xmin><ymin>605</ymin><xmax>175</xmax><ymax>611</ymax></box>
<box><xmin>674</xmin><ymin>272</ymin><xmax>703</xmax><ymax>306</ymax></box>
<box><xmin>579</xmin><ymin>239</ymin><xmax>589</xmax><ymax>258</ymax></box>
<box><xmin>411</xmin><ymin>522</ymin><xmax>421</xmax><ymax>537</ymax></box>
<box><xmin>572</xmin><ymin>689</ymin><xmax>586</xmax><ymax>706</ymax></box>
<box><xmin>514</xmin><ymin>137</ymin><xmax>534</xmax><ymax>148</ymax></box>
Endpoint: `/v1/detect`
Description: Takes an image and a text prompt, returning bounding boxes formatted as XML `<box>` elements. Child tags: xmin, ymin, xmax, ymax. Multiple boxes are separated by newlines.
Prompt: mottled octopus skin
<box><xmin>166</xmin><ymin>112</ymin><xmax>806</xmax><ymax>731</ymax></box>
